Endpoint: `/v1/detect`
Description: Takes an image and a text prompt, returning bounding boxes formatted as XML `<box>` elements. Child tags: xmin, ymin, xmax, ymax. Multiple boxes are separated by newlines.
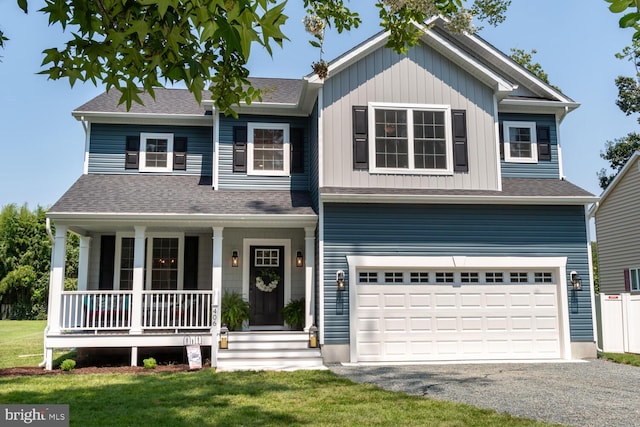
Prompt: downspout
<box><xmin>39</xmin><ymin>218</ymin><xmax>56</xmax><ymax>368</ymax></box>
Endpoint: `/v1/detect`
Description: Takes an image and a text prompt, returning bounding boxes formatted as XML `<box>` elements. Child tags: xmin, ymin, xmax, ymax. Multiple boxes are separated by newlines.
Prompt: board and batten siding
<box><xmin>322</xmin><ymin>203</ymin><xmax>593</xmax><ymax>344</ymax></box>
<box><xmin>321</xmin><ymin>41</ymin><xmax>498</xmax><ymax>191</ymax></box>
<box><xmin>500</xmin><ymin>113</ymin><xmax>561</xmax><ymax>179</ymax></box>
<box><xmin>88</xmin><ymin>124</ymin><xmax>212</xmax><ymax>176</ymax></box>
<box><xmin>217</xmin><ymin>114</ymin><xmax>311</xmax><ymax>191</ymax></box>
<box><xmin>595</xmin><ymin>157</ymin><xmax>640</xmax><ymax>294</ymax></box>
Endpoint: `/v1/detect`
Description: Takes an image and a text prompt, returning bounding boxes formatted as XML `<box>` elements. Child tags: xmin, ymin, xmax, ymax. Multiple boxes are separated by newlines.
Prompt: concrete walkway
<box><xmin>330</xmin><ymin>359</ymin><xmax>640</xmax><ymax>426</ymax></box>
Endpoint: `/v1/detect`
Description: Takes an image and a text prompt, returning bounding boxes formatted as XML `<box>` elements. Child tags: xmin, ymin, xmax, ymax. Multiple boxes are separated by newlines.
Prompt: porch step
<box><xmin>216</xmin><ymin>331</ymin><xmax>325</xmax><ymax>372</ymax></box>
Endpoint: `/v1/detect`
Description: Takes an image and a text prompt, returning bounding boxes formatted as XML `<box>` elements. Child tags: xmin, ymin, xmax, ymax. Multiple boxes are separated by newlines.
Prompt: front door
<box><xmin>249</xmin><ymin>246</ymin><xmax>285</xmax><ymax>326</ymax></box>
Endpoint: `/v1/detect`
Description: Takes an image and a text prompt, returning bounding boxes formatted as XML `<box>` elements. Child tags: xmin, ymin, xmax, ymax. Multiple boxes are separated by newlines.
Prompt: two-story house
<box><xmin>43</xmin><ymin>19</ymin><xmax>597</xmax><ymax>370</ymax></box>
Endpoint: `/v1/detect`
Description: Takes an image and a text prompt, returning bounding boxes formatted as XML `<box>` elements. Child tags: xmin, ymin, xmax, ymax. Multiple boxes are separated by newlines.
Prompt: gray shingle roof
<box><xmin>50</xmin><ymin>175</ymin><xmax>316</xmax><ymax>216</ymax></box>
<box><xmin>321</xmin><ymin>178</ymin><xmax>595</xmax><ymax>199</ymax></box>
<box><xmin>73</xmin><ymin>78</ymin><xmax>304</xmax><ymax>115</ymax></box>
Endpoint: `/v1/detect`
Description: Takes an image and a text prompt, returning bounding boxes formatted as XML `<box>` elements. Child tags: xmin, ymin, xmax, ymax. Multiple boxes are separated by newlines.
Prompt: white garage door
<box><xmin>351</xmin><ymin>267</ymin><xmax>564</xmax><ymax>362</ymax></box>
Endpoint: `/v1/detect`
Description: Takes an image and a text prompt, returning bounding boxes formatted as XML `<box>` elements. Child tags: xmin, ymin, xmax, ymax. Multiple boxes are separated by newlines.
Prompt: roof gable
<box><xmin>590</xmin><ymin>150</ymin><xmax>640</xmax><ymax>217</ymax></box>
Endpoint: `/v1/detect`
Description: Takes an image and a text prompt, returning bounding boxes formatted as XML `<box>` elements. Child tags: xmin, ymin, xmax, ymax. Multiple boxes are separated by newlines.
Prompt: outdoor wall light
<box><xmin>309</xmin><ymin>325</ymin><xmax>318</xmax><ymax>348</ymax></box>
<box><xmin>570</xmin><ymin>271</ymin><xmax>582</xmax><ymax>290</ymax></box>
<box><xmin>336</xmin><ymin>270</ymin><xmax>346</xmax><ymax>292</ymax></box>
<box><xmin>231</xmin><ymin>251</ymin><xmax>239</xmax><ymax>267</ymax></box>
<box><xmin>296</xmin><ymin>251</ymin><xmax>304</xmax><ymax>267</ymax></box>
<box><xmin>220</xmin><ymin>325</ymin><xmax>229</xmax><ymax>349</ymax></box>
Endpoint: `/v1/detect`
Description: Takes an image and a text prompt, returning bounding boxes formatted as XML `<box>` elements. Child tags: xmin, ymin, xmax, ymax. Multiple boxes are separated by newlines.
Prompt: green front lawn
<box><xmin>0</xmin><ymin>370</ymin><xmax>554</xmax><ymax>427</ymax></box>
<box><xmin>0</xmin><ymin>320</ymin><xmax>47</xmax><ymax>368</ymax></box>
<box><xmin>0</xmin><ymin>321</ymin><xmax>555</xmax><ymax>426</ymax></box>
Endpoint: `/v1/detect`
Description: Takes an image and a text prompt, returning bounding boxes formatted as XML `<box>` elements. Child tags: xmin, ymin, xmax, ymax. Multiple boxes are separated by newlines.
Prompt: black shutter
<box><xmin>353</xmin><ymin>106</ymin><xmax>368</xmax><ymax>169</ymax></box>
<box><xmin>98</xmin><ymin>235</ymin><xmax>116</xmax><ymax>290</ymax></box>
<box><xmin>452</xmin><ymin>110</ymin><xmax>468</xmax><ymax>172</ymax></box>
<box><xmin>537</xmin><ymin>125</ymin><xmax>551</xmax><ymax>161</ymax></box>
<box><xmin>499</xmin><ymin>123</ymin><xmax>505</xmax><ymax>160</ymax></box>
<box><xmin>173</xmin><ymin>136</ymin><xmax>188</xmax><ymax>170</ymax></box>
<box><xmin>290</xmin><ymin>128</ymin><xmax>304</xmax><ymax>173</ymax></box>
<box><xmin>125</xmin><ymin>136</ymin><xmax>140</xmax><ymax>169</ymax></box>
<box><xmin>233</xmin><ymin>126</ymin><xmax>247</xmax><ymax>172</ymax></box>
<box><xmin>624</xmin><ymin>268</ymin><xmax>631</xmax><ymax>292</ymax></box>
<box><xmin>184</xmin><ymin>236</ymin><xmax>199</xmax><ymax>290</ymax></box>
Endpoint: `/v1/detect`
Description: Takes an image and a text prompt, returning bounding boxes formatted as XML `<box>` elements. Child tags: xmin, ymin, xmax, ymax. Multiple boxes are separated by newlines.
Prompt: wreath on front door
<box><xmin>256</xmin><ymin>268</ymin><xmax>280</xmax><ymax>292</ymax></box>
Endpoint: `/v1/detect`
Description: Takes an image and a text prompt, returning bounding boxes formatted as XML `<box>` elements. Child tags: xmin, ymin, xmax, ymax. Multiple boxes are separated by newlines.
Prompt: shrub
<box><xmin>283</xmin><ymin>298</ymin><xmax>305</xmax><ymax>330</ymax></box>
<box><xmin>221</xmin><ymin>291</ymin><xmax>250</xmax><ymax>331</ymax></box>
<box><xmin>60</xmin><ymin>359</ymin><xmax>76</xmax><ymax>371</ymax></box>
<box><xmin>143</xmin><ymin>357</ymin><xmax>157</xmax><ymax>369</ymax></box>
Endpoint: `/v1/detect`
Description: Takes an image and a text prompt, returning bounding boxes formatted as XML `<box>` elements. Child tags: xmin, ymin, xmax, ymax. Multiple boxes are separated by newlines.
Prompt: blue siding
<box><xmin>218</xmin><ymin>114</ymin><xmax>311</xmax><ymax>190</ymax></box>
<box><xmin>500</xmin><ymin>113</ymin><xmax>560</xmax><ymax>179</ymax></box>
<box><xmin>88</xmin><ymin>124</ymin><xmax>212</xmax><ymax>176</ymax></box>
<box><xmin>323</xmin><ymin>203</ymin><xmax>592</xmax><ymax>344</ymax></box>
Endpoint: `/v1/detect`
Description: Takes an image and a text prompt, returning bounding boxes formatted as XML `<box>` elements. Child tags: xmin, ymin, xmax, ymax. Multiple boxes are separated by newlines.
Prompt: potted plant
<box><xmin>221</xmin><ymin>291</ymin><xmax>250</xmax><ymax>331</ymax></box>
<box><xmin>283</xmin><ymin>298</ymin><xmax>305</xmax><ymax>330</ymax></box>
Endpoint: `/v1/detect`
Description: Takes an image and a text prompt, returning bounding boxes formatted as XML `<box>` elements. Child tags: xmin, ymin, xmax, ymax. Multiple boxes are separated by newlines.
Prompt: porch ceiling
<box><xmin>48</xmin><ymin>174</ymin><xmax>318</xmax><ymax>232</ymax></box>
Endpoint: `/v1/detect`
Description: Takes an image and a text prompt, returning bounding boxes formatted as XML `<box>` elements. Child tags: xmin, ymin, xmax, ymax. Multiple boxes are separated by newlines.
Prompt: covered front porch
<box><xmin>44</xmin><ymin>185</ymin><xmax>319</xmax><ymax>370</ymax></box>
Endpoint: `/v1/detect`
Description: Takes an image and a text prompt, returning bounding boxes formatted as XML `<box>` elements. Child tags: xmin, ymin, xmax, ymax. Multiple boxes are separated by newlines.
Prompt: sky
<box><xmin>0</xmin><ymin>0</ymin><xmax>637</xmax><ymax>210</ymax></box>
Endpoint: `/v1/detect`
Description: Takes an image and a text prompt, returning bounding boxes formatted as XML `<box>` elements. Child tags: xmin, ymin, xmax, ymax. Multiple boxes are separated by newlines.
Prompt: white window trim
<box><xmin>247</xmin><ymin>122</ymin><xmax>290</xmax><ymax>176</ymax></box>
<box><xmin>503</xmin><ymin>121</ymin><xmax>538</xmax><ymax>164</ymax></box>
<box><xmin>368</xmin><ymin>102</ymin><xmax>453</xmax><ymax>175</ymax></box>
<box><xmin>140</xmin><ymin>132</ymin><xmax>174</xmax><ymax>172</ymax></box>
<box><xmin>113</xmin><ymin>232</ymin><xmax>135</xmax><ymax>291</ymax></box>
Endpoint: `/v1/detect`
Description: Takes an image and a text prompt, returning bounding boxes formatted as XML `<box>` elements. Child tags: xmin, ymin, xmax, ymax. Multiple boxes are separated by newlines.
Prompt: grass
<box><xmin>0</xmin><ymin>321</ymin><xmax>556</xmax><ymax>426</ymax></box>
<box><xmin>599</xmin><ymin>351</ymin><xmax>640</xmax><ymax>366</ymax></box>
<box><xmin>0</xmin><ymin>320</ymin><xmax>73</xmax><ymax>369</ymax></box>
<box><xmin>0</xmin><ymin>370</ymin><xmax>555</xmax><ymax>427</ymax></box>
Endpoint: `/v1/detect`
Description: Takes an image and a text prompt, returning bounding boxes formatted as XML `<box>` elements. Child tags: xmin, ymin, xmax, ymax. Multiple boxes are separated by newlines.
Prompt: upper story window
<box><xmin>140</xmin><ymin>133</ymin><xmax>174</xmax><ymax>172</ymax></box>
<box><xmin>247</xmin><ymin>123</ymin><xmax>290</xmax><ymax>176</ymax></box>
<box><xmin>630</xmin><ymin>268</ymin><xmax>640</xmax><ymax>292</ymax></box>
<box><xmin>368</xmin><ymin>103</ymin><xmax>453</xmax><ymax>174</ymax></box>
<box><xmin>503</xmin><ymin>121</ymin><xmax>538</xmax><ymax>164</ymax></box>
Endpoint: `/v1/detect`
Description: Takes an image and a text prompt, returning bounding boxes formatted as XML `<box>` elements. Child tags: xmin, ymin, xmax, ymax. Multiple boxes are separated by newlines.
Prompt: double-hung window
<box><xmin>247</xmin><ymin>123</ymin><xmax>290</xmax><ymax>176</ymax></box>
<box><xmin>369</xmin><ymin>103</ymin><xmax>453</xmax><ymax>174</ymax></box>
<box><xmin>503</xmin><ymin>121</ymin><xmax>538</xmax><ymax>163</ymax></box>
<box><xmin>140</xmin><ymin>133</ymin><xmax>174</xmax><ymax>172</ymax></box>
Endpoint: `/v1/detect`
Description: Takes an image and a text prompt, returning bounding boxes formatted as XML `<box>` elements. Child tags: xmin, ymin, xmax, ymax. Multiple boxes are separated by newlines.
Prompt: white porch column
<box><xmin>304</xmin><ymin>226</ymin><xmax>315</xmax><ymax>331</ymax></box>
<box><xmin>76</xmin><ymin>236</ymin><xmax>91</xmax><ymax>291</ymax></box>
<box><xmin>47</xmin><ymin>225</ymin><xmax>68</xmax><ymax>337</ymax></box>
<box><xmin>211</xmin><ymin>227</ymin><xmax>224</xmax><ymax>368</ymax></box>
<box><xmin>130</xmin><ymin>226</ymin><xmax>146</xmax><ymax>335</ymax></box>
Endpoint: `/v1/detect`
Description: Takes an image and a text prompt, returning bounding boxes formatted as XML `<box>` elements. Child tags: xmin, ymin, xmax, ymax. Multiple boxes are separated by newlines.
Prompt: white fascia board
<box><xmin>47</xmin><ymin>213</ymin><xmax>318</xmax><ymax>228</ymax></box>
<box><xmin>71</xmin><ymin>111</ymin><xmax>213</xmax><ymax>127</ymax></box>
<box><xmin>306</xmin><ymin>32</ymin><xmax>390</xmax><ymax>84</ymax></box>
<box><xmin>589</xmin><ymin>150</ymin><xmax>640</xmax><ymax>217</ymax></box>
<box><xmin>418</xmin><ymin>24</ymin><xmax>515</xmax><ymax>94</ymax></box>
<box><xmin>499</xmin><ymin>98</ymin><xmax>580</xmax><ymax>113</ymax></box>
<box><xmin>468</xmin><ymin>35</ymin><xmax>575</xmax><ymax>105</ymax></box>
<box><xmin>320</xmin><ymin>193</ymin><xmax>598</xmax><ymax>205</ymax></box>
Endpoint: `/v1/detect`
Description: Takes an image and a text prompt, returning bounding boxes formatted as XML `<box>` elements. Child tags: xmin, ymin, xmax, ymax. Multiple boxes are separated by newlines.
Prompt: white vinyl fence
<box><xmin>598</xmin><ymin>293</ymin><xmax>640</xmax><ymax>353</ymax></box>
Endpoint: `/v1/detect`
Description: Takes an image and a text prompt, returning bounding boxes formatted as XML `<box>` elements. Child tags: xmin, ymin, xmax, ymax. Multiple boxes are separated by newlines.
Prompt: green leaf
<box><xmin>610</xmin><ymin>0</ymin><xmax>634</xmax><ymax>13</ymax></box>
<box><xmin>620</xmin><ymin>12</ymin><xmax>640</xmax><ymax>27</ymax></box>
<box><xmin>17</xmin><ymin>0</ymin><xmax>28</xmax><ymax>13</ymax></box>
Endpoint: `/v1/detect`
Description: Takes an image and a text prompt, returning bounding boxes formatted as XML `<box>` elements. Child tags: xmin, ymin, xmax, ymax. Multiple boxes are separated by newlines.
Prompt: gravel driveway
<box><xmin>330</xmin><ymin>359</ymin><xmax>640</xmax><ymax>426</ymax></box>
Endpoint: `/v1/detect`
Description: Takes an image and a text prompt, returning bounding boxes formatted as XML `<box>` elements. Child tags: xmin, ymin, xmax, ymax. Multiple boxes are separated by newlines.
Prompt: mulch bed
<box><xmin>0</xmin><ymin>364</ymin><xmax>199</xmax><ymax>377</ymax></box>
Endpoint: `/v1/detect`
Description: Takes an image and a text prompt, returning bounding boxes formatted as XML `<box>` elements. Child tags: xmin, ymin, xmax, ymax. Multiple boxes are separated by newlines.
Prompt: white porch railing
<box><xmin>59</xmin><ymin>290</ymin><xmax>214</xmax><ymax>332</ymax></box>
<box><xmin>142</xmin><ymin>291</ymin><xmax>214</xmax><ymax>330</ymax></box>
<box><xmin>61</xmin><ymin>291</ymin><xmax>133</xmax><ymax>331</ymax></box>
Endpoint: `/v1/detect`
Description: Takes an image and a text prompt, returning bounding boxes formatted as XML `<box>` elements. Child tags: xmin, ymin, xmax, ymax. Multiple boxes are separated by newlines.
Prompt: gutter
<box><xmin>320</xmin><ymin>193</ymin><xmax>599</xmax><ymax>205</ymax></box>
